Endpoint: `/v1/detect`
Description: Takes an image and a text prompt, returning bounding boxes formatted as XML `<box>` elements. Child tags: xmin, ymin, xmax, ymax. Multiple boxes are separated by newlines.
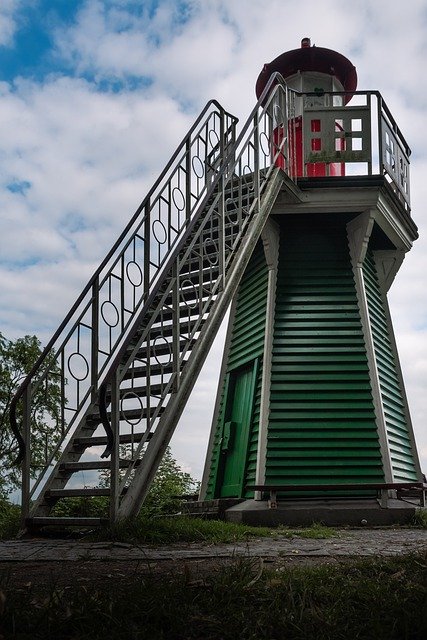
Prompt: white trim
<box><xmin>373</xmin><ymin>249</ymin><xmax>405</xmax><ymax>292</ymax></box>
<box><xmin>372</xmin><ymin>254</ymin><xmax>423</xmax><ymax>479</ymax></box>
<box><xmin>254</xmin><ymin>220</ymin><xmax>280</xmax><ymax>499</ymax></box>
<box><xmin>347</xmin><ymin>217</ymin><xmax>394</xmax><ymax>483</ymax></box>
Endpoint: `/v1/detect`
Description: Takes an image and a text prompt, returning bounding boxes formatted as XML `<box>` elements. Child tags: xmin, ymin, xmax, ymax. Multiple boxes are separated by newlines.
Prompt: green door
<box><xmin>219</xmin><ymin>361</ymin><xmax>258</xmax><ymax>497</ymax></box>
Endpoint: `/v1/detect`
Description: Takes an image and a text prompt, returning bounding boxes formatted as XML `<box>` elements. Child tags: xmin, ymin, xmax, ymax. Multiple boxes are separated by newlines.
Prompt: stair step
<box><xmin>104</xmin><ymin>383</ymin><xmax>165</xmax><ymax>403</ymax></box>
<box><xmin>122</xmin><ymin>363</ymin><xmax>175</xmax><ymax>380</ymax></box>
<box><xmin>26</xmin><ymin>517</ymin><xmax>108</xmax><ymax>528</ymax></box>
<box><xmin>59</xmin><ymin>459</ymin><xmax>136</xmax><ymax>471</ymax></box>
<box><xmin>74</xmin><ymin>432</ymin><xmax>151</xmax><ymax>448</ymax></box>
<box><xmin>46</xmin><ymin>488</ymin><xmax>111</xmax><ymax>498</ymax></box>
<box><xmin>88</xmin><ymin>405</ymin><xmax>165</xmax><ymax>423</ymax></box>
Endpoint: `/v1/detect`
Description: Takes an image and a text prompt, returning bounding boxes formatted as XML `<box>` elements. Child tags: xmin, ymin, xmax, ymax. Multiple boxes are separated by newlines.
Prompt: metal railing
<box><xmin>294</xmin><ymin>89</ymin><xmax>411</xmax><ymax>210</ymax></box>
<box><xmin>9</xmin><ymin>99</ymin><xmax>238</xmax><ymax>512</ymax></box>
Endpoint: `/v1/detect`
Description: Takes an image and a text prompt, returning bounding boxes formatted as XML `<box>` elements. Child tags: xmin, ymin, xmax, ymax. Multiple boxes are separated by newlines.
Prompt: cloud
<box><xmin>0</xmin><ymin>1</ymin><xmax>19</xmax><ymax>47</ymax></box>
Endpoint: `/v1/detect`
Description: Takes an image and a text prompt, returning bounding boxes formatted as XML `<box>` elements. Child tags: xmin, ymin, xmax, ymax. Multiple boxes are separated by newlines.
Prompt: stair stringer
<box><xmin>118</xmin><ymin>169</ymin><xmax>284</xmax><ymax>518</ymax></box>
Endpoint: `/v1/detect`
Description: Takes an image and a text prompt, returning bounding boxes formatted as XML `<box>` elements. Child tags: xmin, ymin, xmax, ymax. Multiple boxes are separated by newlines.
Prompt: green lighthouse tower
<box><xmin>200</xmin><ymin>39</ymin><xmax>424</xmax><ymax>524</ymax></box>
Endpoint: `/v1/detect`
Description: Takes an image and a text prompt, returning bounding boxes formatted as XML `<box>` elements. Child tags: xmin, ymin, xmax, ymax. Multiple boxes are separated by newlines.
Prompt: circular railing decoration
<box><xmin>126</xmin><ymin>260</ymin><xmax>143</xmax><ymax>288</ymax></box>
<box><xmin>192</xmin><ymin>155</ymin><xmax>205</xmax><ymax>179</ymax></box>
<box><xmin>172</xmin><ymin>186</ymin><xmax>185</xmax><ymax>212</ymax></box>
<box><xmin>225</xmin><ymin>196</ymin><xmax>239</xmax><ymax>225</ymax></box>
<box><xmin>67</xmin><ymin>352</ymin><xmax>89</xmax><ymax>382</ymax></box>
<box><xmin>101</xmin><ymin>300</ymin><xmax>120</xmax><ymax>328</ymax></box>
<box><xmin>180</xmin><ymin>278</ymin><xmax>198</xmax><ymax>309</ymax></box>
<box><xmin>273</xmin><ymin>104</ymin><xmax>284</xmax><ymax>126</ymax></box>
<box><xmin>152</xmin><ymin>336</ymin><xmax>172</xmax><ymax>366</ymax></box>
<box><xmin>121</xmin><ymin>391</ymin><xmax>144</xmax><ymax>425</ymax></box>
<box><xmin>208</xmin><ymin>129</ymin><xmax>220</xmax><ymax>149</ymax></box>
<box><xmin>203</xmin><ymin>236</ymin><xmax>219</xmax><ymax>266</ymax></box>
<box><xmin>152</xmin><ymin>219</ymin><xmax>167</xmax><ymax>245</ymax></box>
<box><xmin>259</xmin><ymin>131</ymin><xmax>271</xmax><ymax>157</ymax></box>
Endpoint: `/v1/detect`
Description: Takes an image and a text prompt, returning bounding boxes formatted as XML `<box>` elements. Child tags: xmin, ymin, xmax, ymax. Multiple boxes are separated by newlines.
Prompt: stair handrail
<box><xmin>97</xmin><ymin>72</ymin><xmax>293</xmax><ymax>456</ymax></box>
<box><xmin>9</xmin><ymin>99</ymin><xmax>238</xmax><ymax>466</ymax></box>
<box><xmin>20</xmin><ymin>71</ymin><xmax>292</xmax><ymax>514</ymax></box>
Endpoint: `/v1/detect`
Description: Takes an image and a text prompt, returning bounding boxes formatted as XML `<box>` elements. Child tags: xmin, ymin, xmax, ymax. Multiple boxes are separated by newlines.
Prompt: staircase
<box><xmin>10</xmin><ymin>75</ymin><xmax>294</xmax><ymax>530</ymax></box>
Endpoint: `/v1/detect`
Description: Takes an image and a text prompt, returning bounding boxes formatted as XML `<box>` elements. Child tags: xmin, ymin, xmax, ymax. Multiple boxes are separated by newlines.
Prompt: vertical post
<box><xmin>91</xmin><ymin>278</ymin><xmax>99</xmax><ymax>402</ymax></box>
<box><xmin>256</xmin><ymin>220</ymin><xmax>279</xmax><ymax>500</ymax></box>
<box><xmin>143</xmin><ymin>200</ymin><xmax>151</xmax><ymax>300</ymax></box>
<box><xmin>253</xmin><ymin>110</ymin><xmax>260</xmax><ymax>207</ymax></box>
<box><xmin>172</xmin><ymin>258</ymin><xmax>180</xmax><ymax>392</ymax></box>
<box><xmin>218</xmin><ymin>173</ymin><xmax>226</xmax><ymax>286</ymax></box>
<box><xmin>185</xmin><ymin>136</ymin><xmax>191</xmax><ymax>225</ymax></box>
<box><xmin>21</xmin><ymin>385</ymin><xmax>31</xmax><ymax>524</ymax></box>
<box><xmin>377</xmin><ymin>93</ymin><xmax>384</xmax><ymax>177</ymax></box>
<box><xmin>109</xmin><ymin>369</ymin><xmax>120</xmax><ymax>524</ymax></box>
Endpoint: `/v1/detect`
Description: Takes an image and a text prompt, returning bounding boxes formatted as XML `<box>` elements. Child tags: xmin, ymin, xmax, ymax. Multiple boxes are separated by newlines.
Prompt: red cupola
<box><xmin>256</xmin><ymin>38</ymin><xmax>357</xmax><ymax>101</ymax></box>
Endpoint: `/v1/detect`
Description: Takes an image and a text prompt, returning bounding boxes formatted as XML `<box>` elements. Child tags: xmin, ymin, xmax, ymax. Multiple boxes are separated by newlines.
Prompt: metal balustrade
<box><xmin>297</xmin><ymin>89</ymin><xmax>411</xmax><ymax>209</ymax></box>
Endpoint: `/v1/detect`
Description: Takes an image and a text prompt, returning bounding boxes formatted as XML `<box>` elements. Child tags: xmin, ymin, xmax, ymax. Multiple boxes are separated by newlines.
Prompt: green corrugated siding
<box><xmin>363</xmin><ymin>250</ymin><xmax>418</xmax><ymax>482</ymax></box>
<box><xmin>204</xmin><ymin>242</ymin><xmax>268</xmax><ymax>499</ymax></box>
<box><xmin>266</xmin><ymin>216</ymin><xmax>384</xmax><ymax>491</ymax></box>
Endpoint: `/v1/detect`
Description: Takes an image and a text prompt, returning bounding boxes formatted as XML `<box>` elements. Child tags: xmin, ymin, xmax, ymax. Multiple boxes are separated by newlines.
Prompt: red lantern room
<box><xmin>256</xmin><ymin>38</ymin><xmax>358</xmax><ymax>176</ymax></box>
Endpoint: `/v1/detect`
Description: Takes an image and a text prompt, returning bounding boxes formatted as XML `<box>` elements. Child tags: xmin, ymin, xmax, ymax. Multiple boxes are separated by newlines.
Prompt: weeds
<box><xmin>411</xmin><ymin>508</ymin><xmax>427</xmax><ymax>528</ymax></box>
<box><xmin>1</xmin><ymin>552</ymin><xmax>425</xmax><ymax>639</ymax></box>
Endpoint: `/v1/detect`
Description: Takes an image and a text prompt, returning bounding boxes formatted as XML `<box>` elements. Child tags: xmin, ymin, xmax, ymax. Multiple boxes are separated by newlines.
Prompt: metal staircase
<box><xmin>10</xmin><ymin>75</ymin><xmax>294</xmax><ymax>530</ymax></box>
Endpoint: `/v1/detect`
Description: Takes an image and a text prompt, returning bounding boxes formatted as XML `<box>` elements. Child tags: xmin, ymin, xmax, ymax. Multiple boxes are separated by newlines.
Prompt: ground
<box><xmin>1</xmin><ymin>527</ymin><xmax>426</xmax><ymax>590</ymax></box>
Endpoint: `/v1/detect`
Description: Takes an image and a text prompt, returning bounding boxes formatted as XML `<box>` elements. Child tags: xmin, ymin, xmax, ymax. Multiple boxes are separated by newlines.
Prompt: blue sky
<box><xmin>0</xmin><ymin>0</ymin><xmax>426</xmax><ymax>480</ymax></box>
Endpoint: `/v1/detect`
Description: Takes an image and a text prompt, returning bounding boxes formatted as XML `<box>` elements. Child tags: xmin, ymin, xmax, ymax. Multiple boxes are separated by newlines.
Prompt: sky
<box><xmin>0</xmin><ymin>0</ymin><xmax>426</xmax><ymax>483</ymax></box>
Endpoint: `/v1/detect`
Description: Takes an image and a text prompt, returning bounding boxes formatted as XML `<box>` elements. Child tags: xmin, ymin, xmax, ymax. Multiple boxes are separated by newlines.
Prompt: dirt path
<box><xmin>0</xmin><ymin>528</ymin><xmax>426</xmax><ymax>589</ymax></box>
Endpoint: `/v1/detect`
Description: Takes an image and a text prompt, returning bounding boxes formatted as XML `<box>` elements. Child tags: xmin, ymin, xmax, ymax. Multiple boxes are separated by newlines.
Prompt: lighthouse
<box><xmin>199</xmin><ymin>39</ymin><xmax>423</xmax><ymax>525</ymax></box>
<box><xmin>12</xmin><ymin>37</ymin><xmax>425</xmax><ymax>532</ymax></box>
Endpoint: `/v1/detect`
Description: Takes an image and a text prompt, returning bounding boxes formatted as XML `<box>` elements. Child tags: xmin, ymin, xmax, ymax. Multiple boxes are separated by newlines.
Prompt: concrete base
<box><xmin>225</xmin><ymin>498</ymin><xmax>420</xmax><ymax>527</ymax></box>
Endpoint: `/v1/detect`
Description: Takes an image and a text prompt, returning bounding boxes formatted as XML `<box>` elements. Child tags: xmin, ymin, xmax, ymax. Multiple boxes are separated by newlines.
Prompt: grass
<box><xmin>93</xmin><ymin>516</ymin><xmax>339</xmax><ymax>545</ymax></box>
<box><xmin>0</xmin><ymin>552</ymin><xmax>425</xmax><ymax>639</ymax></box>
<box><xmin>96</xmin><ymin>516</ymin><xmax>277</xmax><ymax>544</ymax></box>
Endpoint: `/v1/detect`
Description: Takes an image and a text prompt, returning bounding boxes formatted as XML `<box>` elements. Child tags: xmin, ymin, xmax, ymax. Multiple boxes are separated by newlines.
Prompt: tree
<box><xmin>142</xmin><ymin>446</ymin><xmax>199</xmax><ymax>516</ymax></box>
<box><xmin>0</xmin><ymin>332</ymin><xmax>62</xmax><ymax>495</ymax></box>
<box><xmin>99</xmin><ymin>445</ymin><xmax>199</xmax><ymax>516</ymax></box>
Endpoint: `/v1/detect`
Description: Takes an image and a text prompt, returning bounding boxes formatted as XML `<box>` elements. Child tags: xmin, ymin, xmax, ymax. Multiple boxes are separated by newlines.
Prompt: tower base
<box><xmin>224</xmin><ymin>499</ymin><xmax>422</xmax><ymax>528</ymax></box>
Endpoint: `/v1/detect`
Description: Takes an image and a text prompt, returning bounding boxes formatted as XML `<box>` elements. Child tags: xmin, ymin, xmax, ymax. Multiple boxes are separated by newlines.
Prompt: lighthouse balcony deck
<box><xmin>277</xmin><ymin>88</ymin><xmax>411</xmax><ymax>216</ymax></box>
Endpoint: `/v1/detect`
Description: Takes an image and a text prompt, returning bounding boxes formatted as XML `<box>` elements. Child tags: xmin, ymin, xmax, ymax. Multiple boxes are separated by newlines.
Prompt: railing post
<box><xmin>109</xmin><ymin>369</ymin><xmax>120</xmax><ymax>524</ymax></box>
<box><xmin>218</xmin><ymin>173</ymin><xmax>226</xmax><ymax>285</ymax></box>
<box><xmin>91</xmin><ymin>278</ymin><xmax>99</xmax><ymax>402</ymax></box>
<box><xmin>172</xmin><ymin>258</ymin><xmax>180</xmax><ymax>392</ymax></box>
<box><xmin>143</xmin><ymin>200</ymin><xmax>151</xmax><ymax>300</ymax></box>
<box><xmin>185</xmin><ymin>137</ymin><xmax>192</xmax><ymax>225</ymax></box>
<box><xmin>21</xmin><ymin>385</ymin><xmax>31</xmax><ymax>524</ymax></box>
<box><xmin>377</xmin><ymin>93</ymin><xmax>384</xmax><ymax>177</ymax></box>
<box><xmin>253</xmin><ymin>110</ymin><xmax>261</xmax><ymax>208</ymax></box>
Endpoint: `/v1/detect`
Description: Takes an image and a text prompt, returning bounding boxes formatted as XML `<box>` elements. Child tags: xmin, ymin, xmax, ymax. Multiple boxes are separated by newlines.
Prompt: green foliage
<box><xmin>51</xmin><ymin>495</ymin><xmax>109</xmax><ymax>518</ymax></box>
<box><xmin>140</xmin><ymin>446</ymin><xmax>199</xmax><ymax>517</ymax></box>
<box><xmin>0</xmin><ymin>497</ymin><xmax>20</xmax><ymax>539</ymax></box>
<box><xmin>1</xmin><ymin>553</ymin><xmax>426</xmax><ymax>639</ymax></box>
<box><xmin>0</xmin><ymin>332</ymin><xmax>62</xmax><ymax>494</ymax></box>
